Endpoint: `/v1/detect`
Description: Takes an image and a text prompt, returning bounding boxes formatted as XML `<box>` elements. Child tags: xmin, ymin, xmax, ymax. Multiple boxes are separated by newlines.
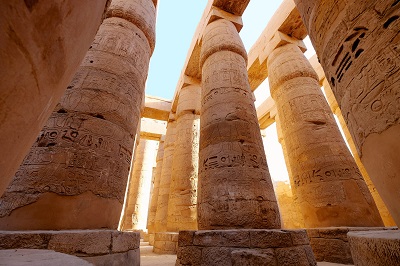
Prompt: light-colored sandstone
<box><xmin>0</xmin><ymin>230</ymin><xmax>140</xmax><ymax>265</ymax></box>
<box><xmin>142</xmin><ymin>95</ymin><xmax>172</xmax><ymax>121</ymax></box>
<box><xmin>0</xmin><ymin>249</ymin><xmax>94</xmax><ymax>266</ymax></box>
<box><xmin>121</xmin><ymin>137</ymin><xmax>158</xmax><ymax>230</ymax></box>
<box><xmin>154</xmin><ymin>121</ymin><xmax>177</xmax><ymax>232</ymax></box>
<box><xmin>147</xmin><ymin>137</ymin><xmax>165</xmax><ymax>242</ymax></box>
<box><xmin>167</xmin><ymin>84</ymin><xmax>201</xmax><ymax>232</ymax></box>
<box><xmin>0</xmin><ymin>1</ymin><xmax>110</xmax><ymax>195</ymax></box>
<box><xmin>348</xmin><ymin>230</ymin><xmax>400</xmax><ymax>266</ymax></box>
<box><xmin>268</xmin><ymin>42</ymin><xmax>383</xmax><ymax>228</ymax></box>
<box><xmin>198</xmin><ymin>18</ymin><xmax>280</xmax><ymax>230</ymax></box>
<box><xmin>294</xmin><ymin>0</ymin><xmax>400</xmax><ymax>226</ymax></box>
<box><xmin>0</xmin><ymin>0</ymin><xmax>157</xmax><ymax>230</ymax></box>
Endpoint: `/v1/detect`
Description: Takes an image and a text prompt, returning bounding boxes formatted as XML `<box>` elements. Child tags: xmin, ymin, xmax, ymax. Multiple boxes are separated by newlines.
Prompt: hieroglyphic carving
<box><xmin>294</xmin><ymin>0</ymin><xmax>400</xmax><ymax>225</ymax></box>
<box><xmin>198</xmin><ymin>19</ymin><xmax>280</xmax><ymax>230</ymax></box>
<box><xmin>268</xmin><ymin>43</ymin><xmax>383</xmax><ymax>227</ymax></box>
<box><xmin>0</xmin><ymin>0</ymin><xmax>157</xmax><ymax>230</ymax></box>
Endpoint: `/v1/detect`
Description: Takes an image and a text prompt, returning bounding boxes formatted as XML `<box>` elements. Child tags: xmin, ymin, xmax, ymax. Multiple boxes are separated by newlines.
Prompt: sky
<box><xmin>145</xmin><ymin>1</ymin><xmax>318</xmax><ymax>184</ymax></box>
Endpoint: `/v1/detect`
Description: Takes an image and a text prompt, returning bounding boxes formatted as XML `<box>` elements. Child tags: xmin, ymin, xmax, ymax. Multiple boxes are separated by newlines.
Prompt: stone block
<box><xmin>309</xmin><ymin>237</ymin><xmax>351</xmax><ymax>264</ymax></box>
<box><xmin>250</xmin><ymin>230</ymin><xmax>293</xmax><ymax>248</ymax></box>
<box><xmin>287</xmin><ymin>230</ymin><xmax>309</xmax><ymax>245</ymax></box>
<box><xmin>348</xmin><ymin>230</ymin><xmax>400</xmax><ymax>266</ymax></box>
<box><xmin>112</xmin><ymin>231</ymin><xmax>140</xmax><ymax>252</ymax></box>
<box><xmin>231</xmin><ymin>249</ymin><xmax>277</xmax><ymax>266</ymax></box>
<box><xmin>202</xmin><ymin>247</ymin><xmax>232</xmax><ymax>266</ymax></box>
<box><xmin>176</xmin><ymin>246</ymin><xmax>202</xmax><ymax>265</ymax></box>
<box><xmin>275</xmin><ymin>245</ymin><xmax>317</xmax><ymax>266</ymax></box>
<box><xmin>178</xmin><ymin>231</ymin><xmax>194</xmax><ymax>247</ymax></box>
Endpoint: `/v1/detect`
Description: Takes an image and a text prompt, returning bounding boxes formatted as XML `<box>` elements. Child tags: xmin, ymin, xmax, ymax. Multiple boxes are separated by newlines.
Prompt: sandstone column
<box><xmin>121</xmin><ymin>137</ymin><xmax>158</xmax><ymax>230</ymax></box>
<box><xmin>322</xmin><ymin>79</ymin><xmax>396</xmax><ymax>227</ymax></box>
<box><xmin>294</xmin><ymin>0</ymin><xmax>400</xmax><ymax>226</ymax></box>
<box><xmin>154</xmin><ymin>120</ymin><xmax>177</xmax><ymax>232</ymax></box>
<box><xmin>0</xmin><ymin>1</ymin><xmax>110</xmax><ymax>195</ymax></box>
<box><xmin>267</xmin><ymin>42</ymin><xmax>383</xmax><ymax>228</ymax></box>
<box><xmin>198</xmin><ymin>18</ymin><xmax>281</xmax><ymax>229</ymax></box>
<box><xmin>147</xmin><ymin>136</ymin><xmax>165</xmax><ymax>242</ymax></box>
<box><xmin>167</xmin><ymin>84</ymin><xmax>201</xmax><ymax>232</ymax></box>
<box><xmin>0</xmin><ymin>0</ymin><xmax>157</xmax><ymax>230</ymax></box>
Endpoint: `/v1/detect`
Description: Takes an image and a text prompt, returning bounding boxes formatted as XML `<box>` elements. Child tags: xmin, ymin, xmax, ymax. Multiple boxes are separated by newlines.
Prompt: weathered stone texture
<box><xmin>268</xmin><ymin>43</ymin><xmax>383</xmax><ymax>228</ymax></box>
<box><xmin>294</xmin><ymin>0</ymin><xmax>400</xmax><ymax>226</ymax></box>
<box><xmin>167</xmin><ymin>84</ymin><xmax>201</xmax><ymax>232</ymax></box>
<box><xmin>274</xmin><ymin>181</ymin><xmax>305</xmax><ymax>229</ymax></box>
<box><xmin>121</xmin><ymin>138</ymin><xmax>158</xmax><ymax>230</ymax></box>
<box><xmin>0</xmin><ymin>1</ymin><xmax>110</xmax><ymax>194</ymax></box>
<box><xmin>153</xmin><ymin>232</ymin><xmax>179</xmax><ymax>254</ymax></box>
<box><xmin>147</xmin><ymin>138</ymin><xmax>165</xmax><ymax>236</ymax></box>
<box><xmin>198</xmin><ymin>18</ymin><xmax>280</xmax><ymax>230</ymax></box>
<box><xmin>0</xmin><ymin>0</ymin><xmax>157</xmax><ymax>230</ymax></box>
<box><xmin>322</xmin><ymin>79</ymin><xmax>396</xmax><ymax>227</ymax></box>
<box><xmin>0</xmin><ymin>230</ymin><xmax>140</xmax><ymax>265</ymax></box>
<box><xmin>176</xmin><ymin>229</ymin><xmax>316</xmax><ymax>266</ymax></box>
<box><xmin>306</xmin><ymin>227</ymin><xmax>395</xmax><ymax>264</ymax></box>
<box><xmin>348</xmin><ymin>230</ymin><xmax>400</xmax><ymax>266</ymax></box>
<box><xmin>154</xmin><ymin>121</ymin><xmax>177</xmax><ymax>232</ymax></box>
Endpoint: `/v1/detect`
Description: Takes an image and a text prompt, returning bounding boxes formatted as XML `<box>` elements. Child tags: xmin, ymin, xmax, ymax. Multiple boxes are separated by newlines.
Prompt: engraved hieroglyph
<box><xmin>0</xmin><ymin>0</ymin><xmax>110</xmax><ymax>195</ymax></box>
<box><xmin>147</xmin><ymin>137</ymin><xmax>165</xmax><ymax>238</ymax></box>
<box><xmin>294</xmin><ymin>0</ymin><xmax>400</xmax><ymax>225</ymax></box>
<box><xmin>166</xmin><ymin>84</ymin><xmax>201</xmax><ymax>232</ymax></box>
<box><xmin>121</xmin><ymin>137</ymin><xmax>158</xmax><ymax>230</ymax></box>
<box><xmin>154</xmin><ymin>121</ymin><xmax>177</xmax><ymax>232</ymax></box>
<box><xmin>198</xmin><ymin>19</ymin><xmax>281</xmax><ymax>230</ymax></box>
<box><xmin>268</xmin><ymin>43</ymin><xmax>383</xmax><ymax>228</ymax></box>
<box><xmin>322</xmin><ymin>79</ymin><xmax>396</xmax><ymax>227</ymax></box>
<box><xmin>0</xmin><ymin>0</ymin><xmax>157</xmax><ymax>230</ymax></box>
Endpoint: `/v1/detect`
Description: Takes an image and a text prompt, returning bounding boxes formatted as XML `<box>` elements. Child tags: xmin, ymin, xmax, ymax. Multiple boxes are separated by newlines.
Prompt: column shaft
<box><xmin>147</xmin><ymin>138</ymin><xmax>165</xmax><ymax>234</ymax></box>
<box><xmin>121</xmin><ymin>137</ymin><xmax>158</xmax><ymax>230</ymax></box>
<box><xmin>166</xmin><ymin>85</ymin><xmax>201</xmax><ymax>232</ymax></box>
<box><xmin>198</xmin><ymin>18</ymin><xmax>280</xmax><ymax>230</ymax></box>
<box><xmin>294</xmin><ymin>0</ymin><xmax>400</xmax><ymax>225</ymax></box>
<box><xmin>0</xmin><ymin>0</ymin><xmax>157</xmax><ymax>230</ymax></box>
<box><xmin>154</xmin><ymin>121</ymin><xmax>176</xmax><ymax>232</ymax></box>
<box><xmin>268</xmin><ymin>43</ymin><xmax>383</xmax><ymax>228</ymax></box>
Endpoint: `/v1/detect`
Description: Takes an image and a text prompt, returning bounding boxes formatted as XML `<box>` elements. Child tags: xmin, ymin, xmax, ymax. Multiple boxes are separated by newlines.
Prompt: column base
<box><xmin>348</xmin><ymin>230</ymin><xmax>400</xmax><ymax>266</ymax></box>
<box><xmin>306</xmin><ymin>227</ymin><xmax>396</xmax><ymax>264</ymax></box>
<box><xmin>0</xmin><ymin>229</ymin><xmax>140</xmax><ymax>266</ymax></box>
<box><xmin>148</xmin><ymin>233</ymin><xmax>155</xmax><ymax>246</ymax></box>
<box><xmin>177</xmin><ymin>229</ymin><xmax>316</xmax><ymax>266</ymax></box>
<box><xmin>153</xmin><ymin>232</ymin><xmax>178</xmax><ymax>254</ymax></box>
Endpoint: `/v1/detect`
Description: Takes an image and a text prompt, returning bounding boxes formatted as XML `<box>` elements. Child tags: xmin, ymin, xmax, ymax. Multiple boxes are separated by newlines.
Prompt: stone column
<box><xmin>0</xmin><ymin>1</ymin><xmax>110</xmax><ymax>194</ymax></box>
<box><xmin>294</xmin><ymin>0</ymin><xmax>400</xmax><ymax>226</ymax></box>
<box><xmin>147</xmin><ymin>136</ymin><xmax>165</xmax><ymax>244</ymax></box>
<box><xmin>198</xmin><ymin>18</ymin><xmax>281</xmax><ymax>230</ymax></box>
<box><xmin>121</xmin><ymin>137</ymin><xmax>158</xmax><ymax>231</ymax></box>
<box><xmin>166</xmin><ymin>84</ymin><xmax>200</xmax><ymax>232</ymax></box>
<box><xmin>0</xmin><ymin>0</ymin><xmax>157</xmax><ymax>230</ymax></box>
<box><xmin>322</xmin><ymin>79</ymin><xmax>396</xmax><ymax>227</ymax></box>
<box><xmin>154</xmin><ymin>120</ymin><xmax>177</xmax><ymax>232</ymax></box>
<box><xmin>267</xmin><ymin>42</ymin><xmax>383</xmax><ymax>228</ymax></box>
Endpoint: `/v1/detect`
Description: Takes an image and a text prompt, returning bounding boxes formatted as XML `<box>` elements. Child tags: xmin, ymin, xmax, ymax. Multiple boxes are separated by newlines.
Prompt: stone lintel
<box><xmin>348</xmin><ymin>230</ymin><xmax>400</xmax><ymax>266</ymax></box>
<box><xmin>172</xmin><ymin>75</ymin><xmax>200</xmax><ymax>113</ymax></box>
<box><xmin>142</xmin><ymin>95</ymin><xmax>172</xmax><ymax>121</ymax></box>
<box><xmin>247</xmin><ymin>0</ymin><xmax>307</xmax><ymax>91</ymax></box>
<box><xmin>306</xmin><ymin>227</ymin><xmax>396</xmax><ymax>264</ymax></box>
<box><xmin>168</xmin><ymin>112</ymin><xmax>177</xmax><ymax>122</ymax></box>
<box><xmin>171</xmin><ymin>1</ymin><xmax>245</xmax><ymax>114</ymax></box>
<box><xmin>308</xmin><ymin>54</ymin><xmax>325</xmax><ymax>85</ymax></box>
<box><xmin>0</xmin><ymin>230</ymin><xmax>140</xmax><ymax>265</ymax></box>
<box><xmin>140</xmin><ymin>117</ymin><xmax>167</xmax><ymax>140</ymax></box>
<box><xmin>212</xmin><ymin>0</ymin><xmax>250</xmax><ymax>16</ymax></box>
<box><xmin>259</xmin><ymin>31</ymin><xmax>306</xmax><ymax>67</ymax></box>
<box><xmin>177</xmin><ymin>229</ymin><xmax>316</xmax><ymax>265</ymax></box>
<box><xmin>257</xmin><ymin>97</ymin><xmax>277</xmax><ymax>129</ymax></box>
<box><xmin>153</xmin><ymin>232</ymin><xmax>179</xmax><ymax>254</ymax></box>
<box><xmin>248</xmin><ymin>31</ymin><xmax>306</xmax><ymax>92</ymax></box>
